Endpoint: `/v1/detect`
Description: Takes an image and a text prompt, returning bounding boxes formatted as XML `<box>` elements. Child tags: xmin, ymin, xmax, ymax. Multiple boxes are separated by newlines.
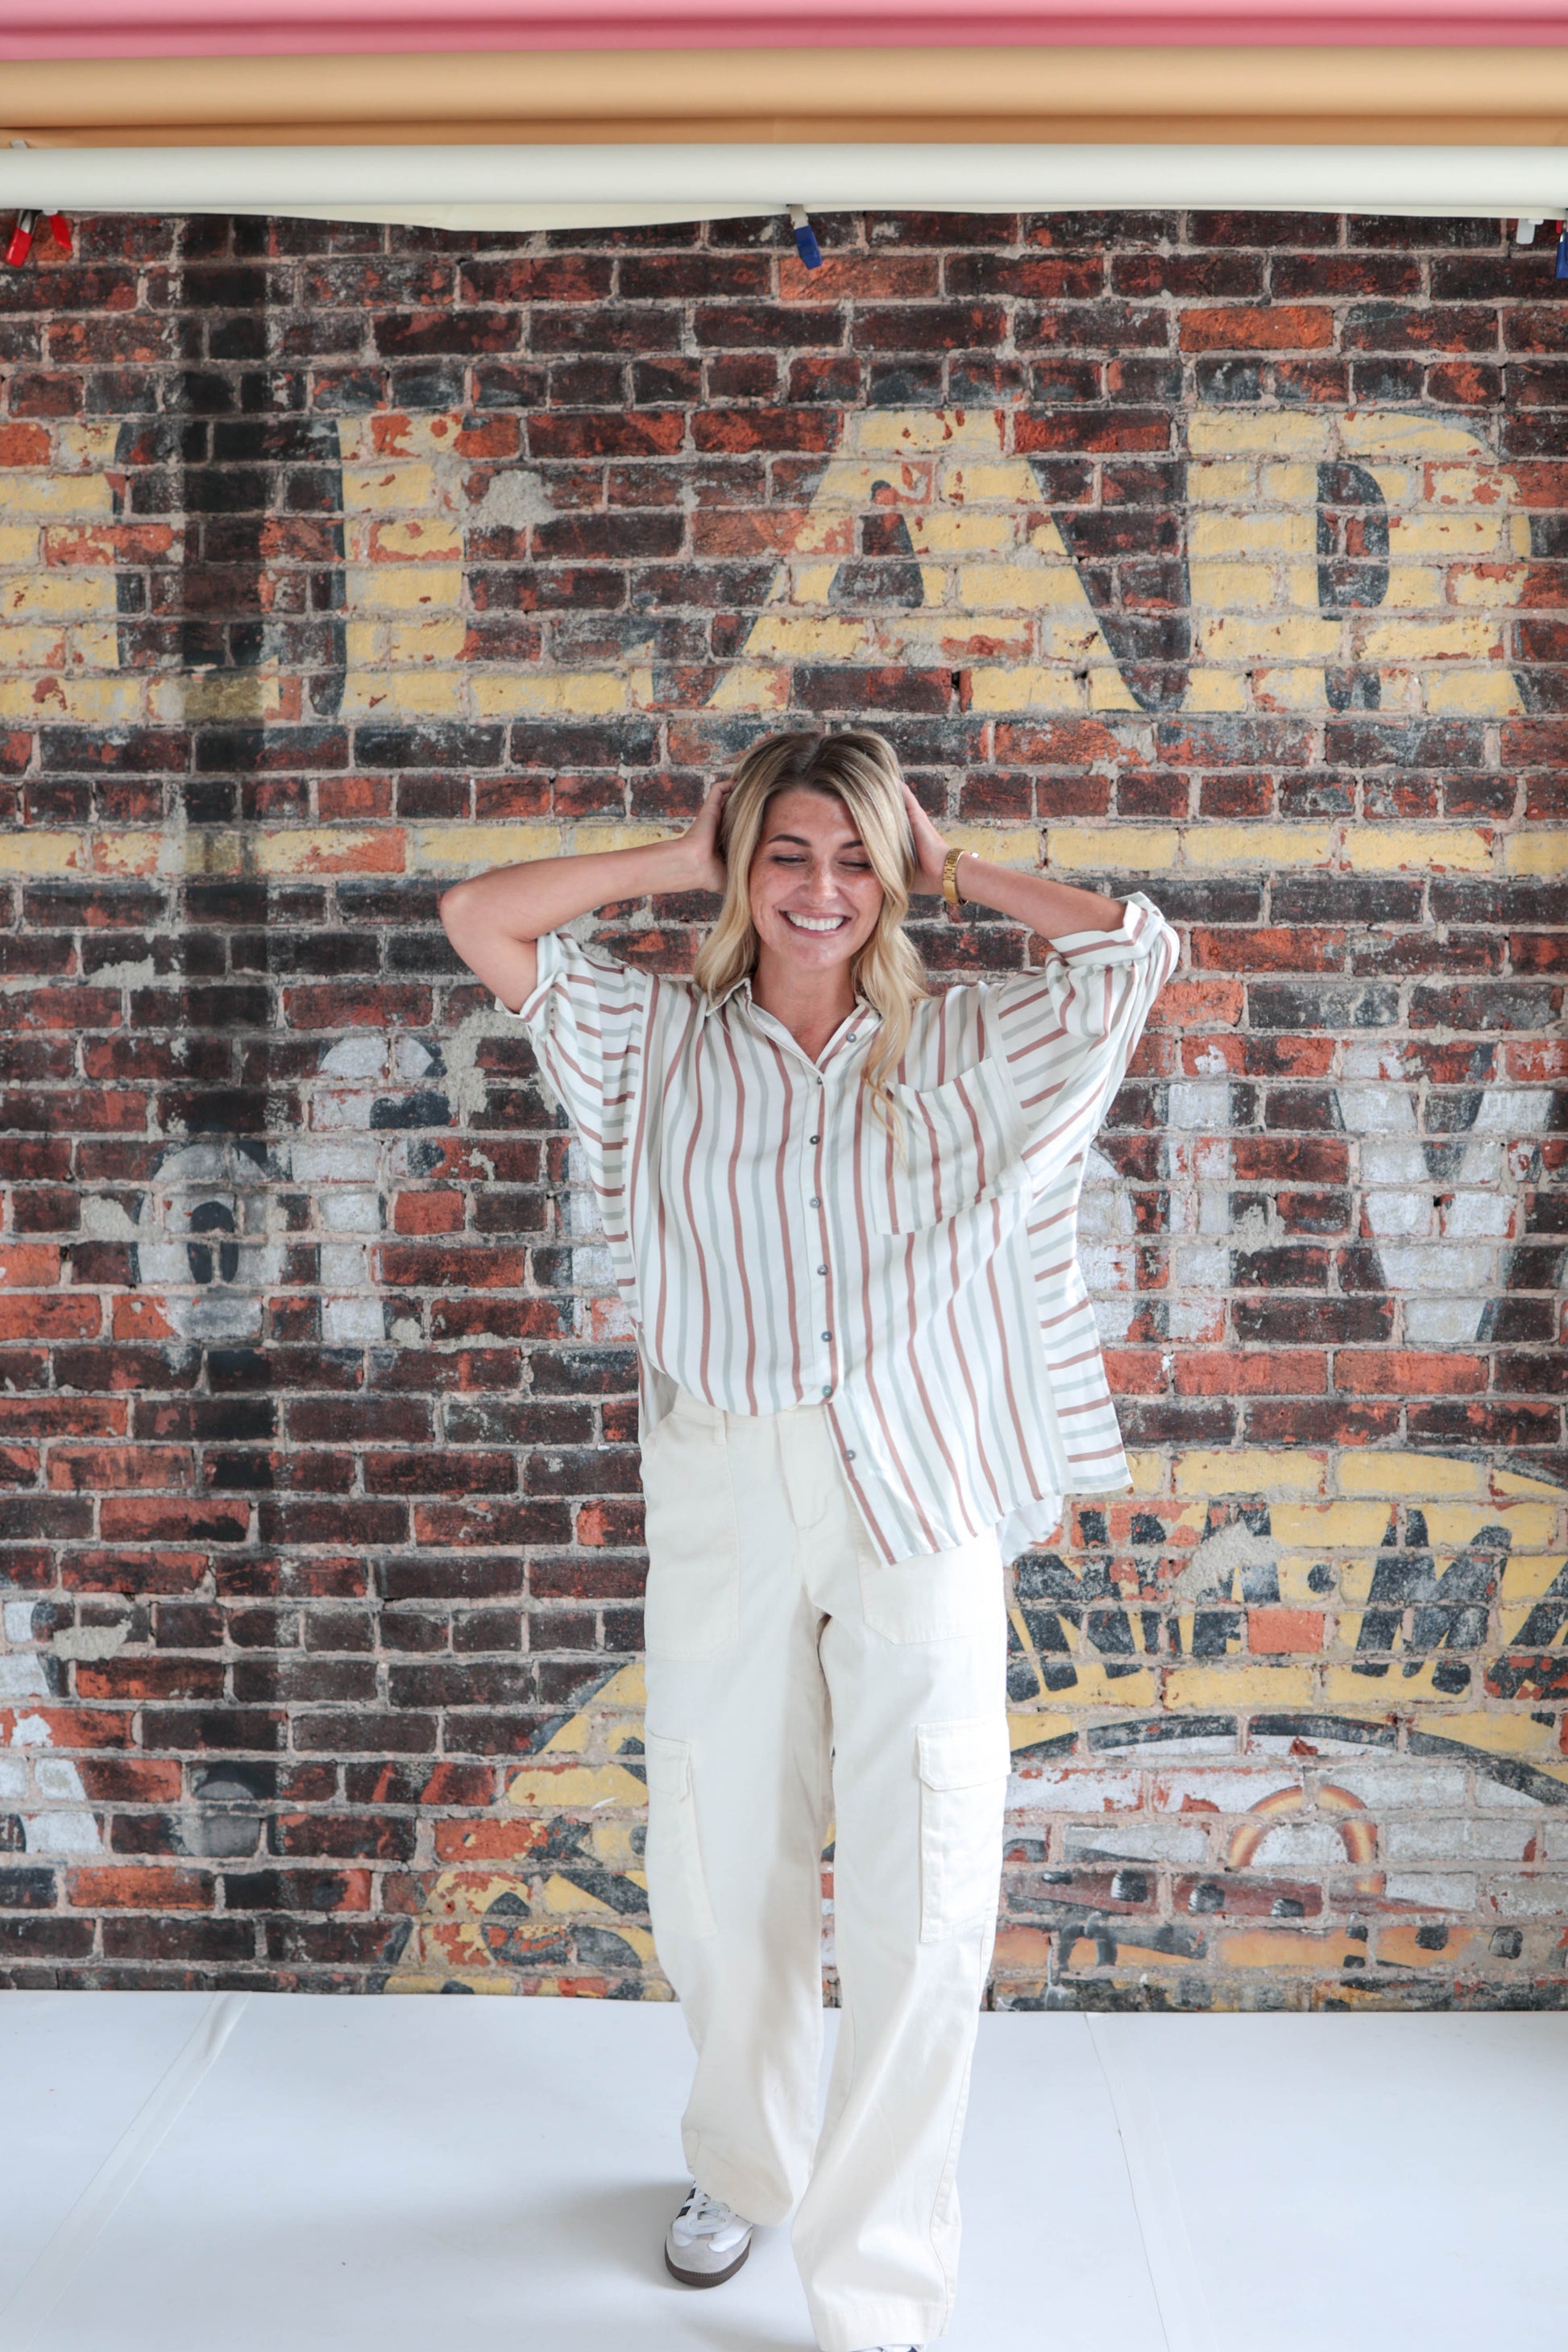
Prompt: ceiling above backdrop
<box><xmin>2</xmin><ymin>0</ymin><xmax>1567</xmax><ymax>230</ymax></box>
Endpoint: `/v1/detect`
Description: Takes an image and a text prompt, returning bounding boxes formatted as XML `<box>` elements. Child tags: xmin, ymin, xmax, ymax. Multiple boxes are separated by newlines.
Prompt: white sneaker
<box><xmin>663</xmin><ymin>2182</ymin><xmax>754</xmax><ymax>2287</ymax></box>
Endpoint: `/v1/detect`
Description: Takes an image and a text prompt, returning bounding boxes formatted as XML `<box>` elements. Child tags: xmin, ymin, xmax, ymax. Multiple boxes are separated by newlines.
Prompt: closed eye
<box><xmin>769</xmin><ymin>853</ymin><xmax>873</xmax><ymax>871</ymax></box>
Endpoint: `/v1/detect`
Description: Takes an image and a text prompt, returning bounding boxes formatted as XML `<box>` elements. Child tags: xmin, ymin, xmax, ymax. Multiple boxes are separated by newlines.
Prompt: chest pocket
<box><xmin>869</xmin><ymin>1056</ymin><xmax>1029</xmax><ymax>1237</ymax></box>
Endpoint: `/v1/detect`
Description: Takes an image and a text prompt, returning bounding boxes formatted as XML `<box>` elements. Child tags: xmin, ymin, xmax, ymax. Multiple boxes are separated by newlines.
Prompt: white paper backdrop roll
<box><xmin>0</xmin><ymin>141</ymin><xmax>1565</xmax><ymax>223</ymax></box>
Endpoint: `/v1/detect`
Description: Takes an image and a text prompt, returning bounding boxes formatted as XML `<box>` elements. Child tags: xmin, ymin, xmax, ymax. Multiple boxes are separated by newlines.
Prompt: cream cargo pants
<box><xmin>640</xmin><ymin>1387</ymin><xmax>1010</xmax><ymax>2352</ymax></box>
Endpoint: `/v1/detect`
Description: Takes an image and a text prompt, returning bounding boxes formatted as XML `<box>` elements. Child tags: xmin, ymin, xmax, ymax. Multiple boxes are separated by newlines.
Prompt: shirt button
<box><xmin>809</xmin><ymin>1196</ymin><xmax>819</xmax><ymax>1208</ymax></box>
<box><xmin>808</xmin><ymin>1134</ymin><xmax>819</xmax><ymax>1144</ymax></box>
<box><xmin>844</xmin><ymin>1449</ymin><xmax>857</xmax><ymax>1461</ymax></box>
<box><xmin>817</xmin><ymin>1264</ymin><xmax>828</xmax><ymax>1276</ymax></box>
<box><xmin>820</xmin><ymin>1383</ymin><xmax>832</xmax><ymax>1397</ymax></box>
<box><xmin>821</xmin><ymin>1330</ymin><xmax>832</xmax><ymax>1342</ymax></box>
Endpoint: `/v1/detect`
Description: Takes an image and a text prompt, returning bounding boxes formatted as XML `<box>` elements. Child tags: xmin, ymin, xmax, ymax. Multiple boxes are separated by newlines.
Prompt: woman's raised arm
<box><xmin>898</xmin><ymin>782</ymin><xmax>1127</xmax><ymax>942</ymax></box>
<box><xmin>438</xmin><ymin>779</ymin><xmax>729</xmax><ymax>1013</ymax></box>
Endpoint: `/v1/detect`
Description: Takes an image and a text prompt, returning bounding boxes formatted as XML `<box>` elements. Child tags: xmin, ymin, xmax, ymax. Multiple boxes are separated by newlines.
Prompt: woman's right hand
<box><xmin>676</xmin><ymin>776</ymin><xmax>732</xmax><ymax>894</ymax></box>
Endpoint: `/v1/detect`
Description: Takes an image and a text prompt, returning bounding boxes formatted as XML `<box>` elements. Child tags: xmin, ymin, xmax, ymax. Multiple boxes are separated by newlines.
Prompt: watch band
<box><xmin>941</xmin><ymin>844</ymin><xmax>966</xmax><ymax>923</ymax></box>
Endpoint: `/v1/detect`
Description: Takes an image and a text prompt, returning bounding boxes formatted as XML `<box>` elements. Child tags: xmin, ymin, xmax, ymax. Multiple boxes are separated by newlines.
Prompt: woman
<box><xmin>439</xmin><ymin>729</ymin><xmax>1176</xmax><ymax>2352</ymax></box>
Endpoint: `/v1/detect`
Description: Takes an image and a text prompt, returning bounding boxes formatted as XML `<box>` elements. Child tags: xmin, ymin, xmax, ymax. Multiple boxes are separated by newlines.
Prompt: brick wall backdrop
<box><xmin>1</xmin><ymin>205</ymin><xmax>1565</xmax><ymax>2008</ymax></box>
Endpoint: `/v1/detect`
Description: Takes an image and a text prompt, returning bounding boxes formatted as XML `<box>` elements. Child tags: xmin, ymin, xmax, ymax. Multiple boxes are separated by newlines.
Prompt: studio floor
<box><xmin>0</xmin><ymin>1993</ymin><xmax>1562</xmax><ymax>2352</ymax></box>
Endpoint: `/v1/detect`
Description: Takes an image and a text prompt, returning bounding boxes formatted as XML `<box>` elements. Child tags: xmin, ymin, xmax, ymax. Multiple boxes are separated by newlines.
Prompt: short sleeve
<box><xmin>498</xmin><ymin>930</ymin><xmax>652</xmax><ymax>1193</ymax></box>
<box><xmin>991</xmin><ymin>892</ymin><xmax>1179</xmax><ymax>1168</ymax></box>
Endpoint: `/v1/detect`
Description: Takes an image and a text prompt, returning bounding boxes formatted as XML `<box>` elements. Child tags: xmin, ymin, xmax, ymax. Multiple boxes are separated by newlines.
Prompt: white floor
<box><xmin>0</xmin><ymin>1996</ymin><xmax>1562</xmax><ymax>2352</ymax></box>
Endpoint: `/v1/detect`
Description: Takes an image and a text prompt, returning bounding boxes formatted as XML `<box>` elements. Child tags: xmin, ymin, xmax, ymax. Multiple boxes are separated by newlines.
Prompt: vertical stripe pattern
<box><xmin>504</xmin><ymin>891</ymin><xmax>1178</xmax><ymax>1566</ymax></box>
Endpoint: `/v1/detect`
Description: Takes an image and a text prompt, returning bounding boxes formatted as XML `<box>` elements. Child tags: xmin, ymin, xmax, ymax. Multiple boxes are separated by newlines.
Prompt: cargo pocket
<box><xmin>644</xmin><ymin>1732</ymin><xmax>716</xmax><ymax>1942</ymax></box>
<box><xmin>916</xmin><ymin>1716</ymin><xmax>1011</xmax><ymax>1944</ymax></box>
<box><xmin>640</xmin><ymin>1406</ymin><xmax>740</xmax><ymax>1661</ymax></box>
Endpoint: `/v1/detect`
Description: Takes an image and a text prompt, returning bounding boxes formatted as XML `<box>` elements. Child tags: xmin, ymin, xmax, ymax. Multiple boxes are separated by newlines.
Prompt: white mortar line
<box><xmin>1085</xmin><ymin>2015</ymin><xmax>1216</xmax><ymax>2352</ymax></box>
<box><xmin>0</xmin><ymin>1993</ymin><xmax>250</xmax><ymax>2352</ymax></box>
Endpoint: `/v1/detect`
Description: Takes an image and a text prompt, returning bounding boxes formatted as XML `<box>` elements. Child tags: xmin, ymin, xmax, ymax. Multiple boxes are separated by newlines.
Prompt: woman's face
<box><xmin>747</xmin><ymin>787</ymin><xmax>885</xmax><ymax>977</ymax></box>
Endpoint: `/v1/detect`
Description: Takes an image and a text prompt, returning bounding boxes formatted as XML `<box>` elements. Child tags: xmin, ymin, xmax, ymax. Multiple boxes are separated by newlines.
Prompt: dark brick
<box><xmin>1409</xmin><ymin>984</ymin><xmax>1558</xmax><ymax>1031</ymax></box>
<box><xmin>0</xmin><ymin>1869</ymin><xmax>58</xmax><ymax>1909</ymax></box>
<box><xmin>1272</xmin><ymin>877</ymin><xmax>1425</xmax><ymax>925</ymax></box>
<box><xmin>1342</xmin><ymin>303</ymin><xmax>1499</xmax><ymax>353</ymax></box>
<box><xmin>1248</xmin><ymin>983</ymin><xmax>1401</xmax><ymax>1031</ymax></box>
<box><xmin>1233</xmin><ymin>1297</ymin><xmax>1394</xmax><ymax>1344</ymax></box>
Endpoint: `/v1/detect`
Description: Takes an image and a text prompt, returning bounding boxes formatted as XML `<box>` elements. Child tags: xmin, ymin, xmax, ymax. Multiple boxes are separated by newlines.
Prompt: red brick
<box><xmin>1015</xmin><ymin>409</ymin><xmax>1171</xmax><ymax>454</ymax></box>
<box><xmin>1335</xmin><ymin>1350</ymin><xmax>1487</xmax><ymax>1394</ymax></box>
<box><xmin>1173</xmin><ymin>1351</ymin><xmax>1325</xmax><ymax>1395</ymax></box>
<box><xmin>1191</xmin><ymin>927</ymin><xmax>1345</xmax><ymax>973</ymax></box>
<box><xmin>68</xmin><ymin>1866</ymin><xmax>210</xmax><ymax>1909</ymax></box>
<box><xmin>1247</xmin><ymin>1607</ymin><xmax>1325</xmax><ymax>1653</ymax></box>
<box><xmin>1233</xmin><ymin>1139</ymin><xmax>1350</xmax><ymax>1184</ymax></box>
<box><xmin>390</xmin><ymin>1185</ymin><xmax>465</xmax><ymax>1242</ymax></box>
<box><xmin>99</xmin><ymin>1497</ymin><xmax>252</xmax><ymax>1543</ymax></box>
<box><xmin>48</xmin><ymin>1446</ymin><xmax>193</xmax><ymax>1491</ymax></box>
<box><xmin>1148</xmin><ymin>978</ymin><xmax>1242</xmax><ymax>1029</ymax></box>
<box><xmin>0</xmin><ymin>1707</ymin><xmax>134</xmax><ymax>1753</ymax></box>
<box><xmin>0</xmin><ymin>422</ymin><xmax>52</xmax><ymax>465</ymax></box>
<box><xmin>1180</xmin><ymin>306</ymin><xmax>1334</xmax><ymax>351</ymax></box>
<box><xmin>433</xmin><ymin>1818</ymin><xmax>552</xmax><ymax>1862</ymax></box>
<box><xmin>374</xmin><ymin>1245</ymin><xmax>526</xmax><ymax>1289</ymax></box>
<box><xmin>77</xmin><ymin>1657</ymin><xmax>225</xmax><ymax>1701</ymax></box>
<box><xmin>0</xmin><ymin>1396</ymin><xmax>123</xmax><ymax>1435</ymax></box>
<box><xmin>43</xmin><ymin>524</ymin><xmax>177</xmax><ymax>566</ymax></box>
<box><xmin>0</xmin><ymin>1244</ymin><xmax>61</xmax><ymax>1288</ymax></box>
<box><xmin>77</xmin><ymin>1758</ymin><xmax>184</xmax><ymax>1802</ymax></box>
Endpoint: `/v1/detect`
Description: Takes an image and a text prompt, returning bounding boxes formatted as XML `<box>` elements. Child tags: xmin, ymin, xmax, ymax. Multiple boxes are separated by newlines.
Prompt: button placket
<box><xmin>800</xmin><ymin>1023</ymin><xmax>869</xmax><ymax>1406</ymax></box>
<box><xmin>800</xmin><ymin>1064</ymin><xmax>833</xmax><ymax>1401</ymax></box>
<box><xmin>805</xmin><ymin>1053</ymin><xmax>844</xmax><ymax>1402</ymax></box>
<box><xmin>823</xmin><ymin>1035</ymin><xmax>869</xmax><ymax>1459</ymax></box>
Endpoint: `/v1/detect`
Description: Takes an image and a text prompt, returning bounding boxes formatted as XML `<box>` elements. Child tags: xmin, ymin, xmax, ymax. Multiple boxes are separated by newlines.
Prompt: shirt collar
<box><xmin>703</xmin><ymin>970</ymin><xmax>879</xmax><ymax>1029</ymax></box>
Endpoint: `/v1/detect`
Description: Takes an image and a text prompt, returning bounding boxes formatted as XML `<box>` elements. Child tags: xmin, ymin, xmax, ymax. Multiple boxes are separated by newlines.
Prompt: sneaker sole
<box><xmin>664</xmin><ymin>2237</ymin><xmax>752</xmax><ymax>2289</ymax></box>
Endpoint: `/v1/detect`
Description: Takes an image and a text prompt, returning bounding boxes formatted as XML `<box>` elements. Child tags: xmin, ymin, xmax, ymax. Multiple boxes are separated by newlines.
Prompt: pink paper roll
<box><xmin>4</xmin><ymin>0</ymin><xmax>1566</xmax><ymax>61</ymax></box>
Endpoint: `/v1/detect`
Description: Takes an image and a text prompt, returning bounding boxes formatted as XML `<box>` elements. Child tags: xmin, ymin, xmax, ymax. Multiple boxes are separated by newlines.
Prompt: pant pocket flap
<box><xmin>917</xmin><ymin>1716</ymin><xmax>1011</xmax><ymax>1790</ymax></box>
<box><xmin>644</xmin><ymin>1731</ymin><xmax>693</xmax><ymax>1799</ymax></box>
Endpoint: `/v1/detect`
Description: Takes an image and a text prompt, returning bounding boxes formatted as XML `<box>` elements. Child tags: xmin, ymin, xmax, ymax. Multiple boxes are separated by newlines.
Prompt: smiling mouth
<box><xmin>783</xmin><ymin>912</ymin><xmax>849</xmax><ymax>933</ymax></box>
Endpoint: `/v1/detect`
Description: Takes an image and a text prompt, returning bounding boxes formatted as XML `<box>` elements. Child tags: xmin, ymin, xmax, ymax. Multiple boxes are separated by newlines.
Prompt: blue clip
<box><xmin>1556</xmin><ymin>222</ymin><xmax>1568</xmax><ymax>279</ymax></box>
<box><xmin>789</xmin><ymin>204</ymin><xmax>823</xmax><ymax>272</ymax></box>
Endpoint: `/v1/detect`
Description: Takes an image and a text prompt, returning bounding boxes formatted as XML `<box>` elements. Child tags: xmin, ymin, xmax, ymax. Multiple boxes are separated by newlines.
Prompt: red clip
<box><xmin>4</xmin><ymin>210</ymin><xmax>37</xmax><ymax>269</ymax></box>
<box><xmin>45</xmin><ymin>212</ymin><xmax>71</xmax><ymax>257</ymax></box>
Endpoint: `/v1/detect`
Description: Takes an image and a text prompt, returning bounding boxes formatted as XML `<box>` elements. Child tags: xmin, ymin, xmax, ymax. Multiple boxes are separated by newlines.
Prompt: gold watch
<box><xmin>941</xmin><ymin>844</ymin><xmax>967</xmax><ymax>923</ymax></box>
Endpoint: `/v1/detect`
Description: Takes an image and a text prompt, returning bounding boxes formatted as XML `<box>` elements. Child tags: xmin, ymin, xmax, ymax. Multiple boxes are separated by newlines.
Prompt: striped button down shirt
<box><xmin>504</xmin><ymin>892</ymin><xmax>1177</xmax><ymax>1566</ymax></box>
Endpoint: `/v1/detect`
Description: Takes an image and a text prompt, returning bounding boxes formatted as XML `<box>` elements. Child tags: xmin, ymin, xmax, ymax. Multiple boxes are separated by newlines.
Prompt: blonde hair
<box><xmin>692</xmin><ymin>729</ymin><xmax>929</xmax><ymax>1133</ymax></box>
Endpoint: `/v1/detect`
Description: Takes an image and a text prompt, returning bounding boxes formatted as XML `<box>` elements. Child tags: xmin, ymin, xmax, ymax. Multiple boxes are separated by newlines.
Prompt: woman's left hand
<box><xmin>901</xmin><ymin>782</ymin><xmax>952</xmax><ymax>898</ymax></box>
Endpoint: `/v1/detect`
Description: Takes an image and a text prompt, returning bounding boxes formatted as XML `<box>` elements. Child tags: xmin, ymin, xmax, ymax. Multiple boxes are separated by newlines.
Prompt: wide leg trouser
<box><xmin>640</xmin><ymin>1387</ymin><xmax>1010</xmax><ymax>2352</ymax></box>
